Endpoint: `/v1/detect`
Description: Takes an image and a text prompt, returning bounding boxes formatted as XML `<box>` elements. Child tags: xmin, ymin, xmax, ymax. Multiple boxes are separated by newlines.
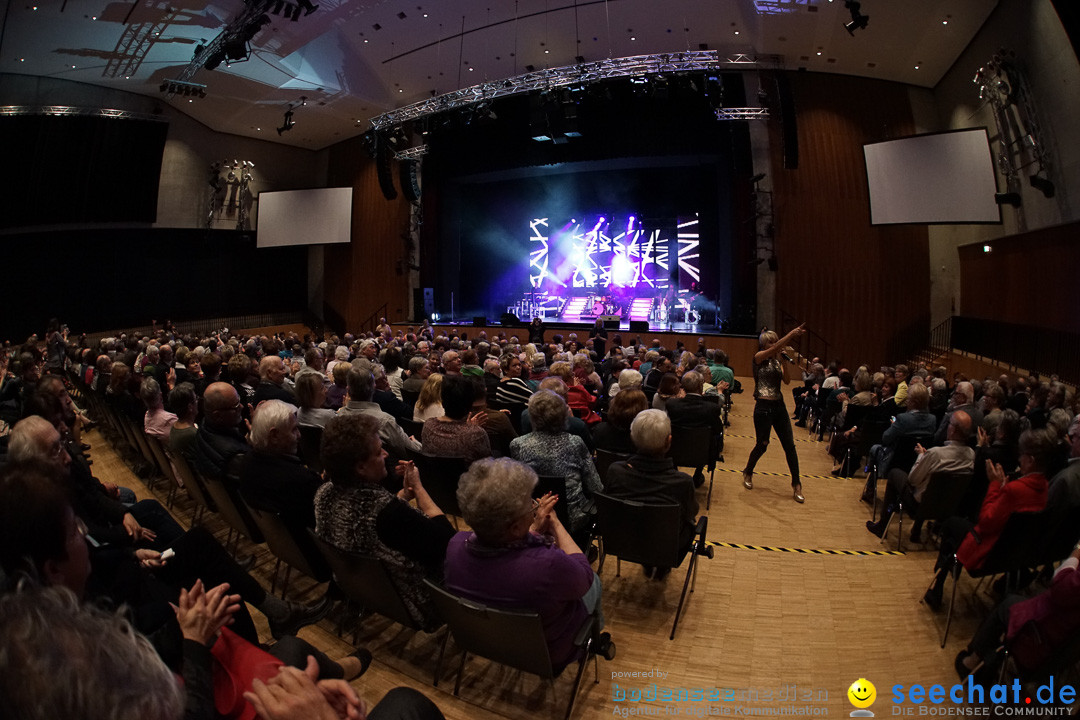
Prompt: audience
<box><xmin>420</xmin><ymin>374</ymin><xmax>491</xmax><ymax>464</ymax></box>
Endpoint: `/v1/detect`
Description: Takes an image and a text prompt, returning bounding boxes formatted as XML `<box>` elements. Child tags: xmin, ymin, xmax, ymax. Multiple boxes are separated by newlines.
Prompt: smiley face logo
<box><xmin>847</xmin><ymin>678</ymin><xmax>876</xmax><ymax>710</ymax></box>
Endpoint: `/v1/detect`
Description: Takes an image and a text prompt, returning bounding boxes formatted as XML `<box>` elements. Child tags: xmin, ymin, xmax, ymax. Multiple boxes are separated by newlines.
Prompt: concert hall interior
<box><xmin>2</xmin><ymin>0</ymin><xmax>1080</xmax><ymax>717</ymax></box>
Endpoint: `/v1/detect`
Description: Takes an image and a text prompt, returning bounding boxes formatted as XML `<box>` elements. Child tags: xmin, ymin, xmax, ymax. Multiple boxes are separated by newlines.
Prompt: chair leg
<box><xmin>597</xmin><ymin>537</ymin><xmax>606</xmax><ymax>574</ymax></box>
<box><xmin>897</xmin><ymin>502</ymin><xmax>905</xmax><ymax>553</ymax></box>
<box><xmin>282</xmin><ymin>564</ymin><xmax>293</xmax><ymax>598</ymax></box>
<box><xmin>433</xmin><ymin>628</ymin><xmax>451</xmax><ymax>686</ymax></box>
<box><xmin>940</xmin><ymin>567</ymin><xmax>961</xmax><ymax>649</ymax></box>
<box><xmin>706</xmin><ymin>467</ymin><xmax>715</xmax><ymax>511</ymax></box>
<box><xmin>454</xmin><ymin>651</ymin><xmax>468</xmax><ymax>696</ymax></box>
<box><xmin>615</xmin><ymin>557</ymin><xmax>621</xmax><ymax>577</ymax></box>
<box><xmin>670</xmin><ymin>552</ymin><xmax>697</xmax><ymax>640</ymax></box>
<box><xmin>270</xmin><ymin>557</ymin><xmax>282</xmax><ymax>595</ymax></box>
<box><xmin>565</xmin><ymin>644</ymin><xmax>592</xmax><ymax>720</ymax></box>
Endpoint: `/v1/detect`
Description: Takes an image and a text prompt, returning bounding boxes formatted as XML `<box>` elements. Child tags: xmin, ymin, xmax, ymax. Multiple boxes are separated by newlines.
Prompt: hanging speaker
<box><xmin>399</xmin><ymin>159</ymin><xmax>421</xmax><ymax>203</ymax></box>
<box><xmin>376</xmin><ymin>138</ymin><xmax>398</xmax><ymax>200</ymax></box>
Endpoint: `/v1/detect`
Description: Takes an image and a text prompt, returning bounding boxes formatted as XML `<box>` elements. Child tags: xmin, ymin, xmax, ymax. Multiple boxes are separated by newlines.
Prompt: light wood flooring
<box><xmin>90</xmin><ymin>380</ymin><xmax>1049</xmax><ymax>719</ymax></box>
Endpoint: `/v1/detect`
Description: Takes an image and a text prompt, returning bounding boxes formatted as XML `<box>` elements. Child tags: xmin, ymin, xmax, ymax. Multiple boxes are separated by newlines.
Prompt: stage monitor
<box><xmin>256</xmin><ymin>187</ymin><xmax>353</xmax><ymax>248</ymax></box>
<box><xmin>863</xmin><ymin>128</ymin><xmax>1000</xmax><ymax>225</ymax></box>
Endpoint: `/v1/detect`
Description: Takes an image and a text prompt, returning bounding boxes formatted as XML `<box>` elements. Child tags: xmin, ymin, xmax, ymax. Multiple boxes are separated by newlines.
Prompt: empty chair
<box><xmin>593</xmin><ymin>491</ymin><xmax>712</xmax><ymax>640</ymax></box>
<box><xmin>885</xmin><ymin>470</ymin><xmax>973</xmax><ymax>552</ymax></box>
<box><xmin>240</xmin><ymin>491</ymin><xmax>329</xmax><ymax>597</ymax></box>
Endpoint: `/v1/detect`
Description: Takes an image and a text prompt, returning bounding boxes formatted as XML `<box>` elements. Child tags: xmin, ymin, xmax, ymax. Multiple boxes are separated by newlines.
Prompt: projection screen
<box><xmin>256</xmin><ymin>187</ymin><xmax>353</xmax><ymax>248</ymax></box>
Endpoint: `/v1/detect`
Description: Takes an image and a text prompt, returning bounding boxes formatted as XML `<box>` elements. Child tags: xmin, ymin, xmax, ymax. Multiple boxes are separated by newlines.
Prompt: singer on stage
<box><xmin>741</xmin><ymin>324</ymin><xmax>807</xmax><ymax>504</ymax></box>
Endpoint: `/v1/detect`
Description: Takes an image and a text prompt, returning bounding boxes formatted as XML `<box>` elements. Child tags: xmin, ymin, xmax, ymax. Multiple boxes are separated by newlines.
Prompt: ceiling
<box><xmin>1</xmin><ymin>0</ymin><xmax>998</xmax><ymax>150</ymax></box>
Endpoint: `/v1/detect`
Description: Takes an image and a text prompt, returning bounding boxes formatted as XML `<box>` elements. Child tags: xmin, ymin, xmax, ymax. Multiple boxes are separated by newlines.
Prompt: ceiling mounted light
<box><xmin>277</xmin><ymin>109</ymin><xmax>295</xmax><ymax>135</ymax></box>
<box><xmin>844</xmin><ymin>1</ymin><xmax>869</xmax><ymax>35</ymax></box>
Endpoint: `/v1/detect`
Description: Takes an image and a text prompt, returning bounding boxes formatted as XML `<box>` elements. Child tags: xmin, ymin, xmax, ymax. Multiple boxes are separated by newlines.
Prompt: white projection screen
<box><xmin>256</xmin><ymin>187</ymin><xmax>353</xmax><ymax>248</ymax></box>
<box><xmin>863</xmin><ymin>128</ymin><xmax>1000</xmax><ymax>225</ymax></box>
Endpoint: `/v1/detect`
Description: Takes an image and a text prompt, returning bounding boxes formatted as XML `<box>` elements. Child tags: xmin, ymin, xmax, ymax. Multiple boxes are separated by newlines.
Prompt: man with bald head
<box><xmin>252</xmin><ymin>354</ymin><xmax>297</xmax><ymax>407</ymax></box>
<box><xmin>867</xmin><ymin>410</ymin><xmax>975</xmax><ymax>540</ymax></box>
<box><xmin>194</xmin><ymin>381</ymin><xmax>251</xmax><ymax>481</ymax></box>
<box><xmin>934</xmin><ymin>381</ymin><xmax>984</xmax><ymax>446</ymax></box>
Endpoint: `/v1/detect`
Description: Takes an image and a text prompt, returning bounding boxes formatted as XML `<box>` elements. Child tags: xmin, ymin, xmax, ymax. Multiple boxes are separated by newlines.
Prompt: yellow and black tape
<box><xmin>710</xmin><ymin>540</ymin><xmax>902</xmax><ymax>557</ymax></box>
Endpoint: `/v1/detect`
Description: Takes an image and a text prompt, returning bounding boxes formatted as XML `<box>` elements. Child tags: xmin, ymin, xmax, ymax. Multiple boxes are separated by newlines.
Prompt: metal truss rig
<box><xmin>371</xmin><ymin>51</ymin><xmax>777</xmax><ymax>130</ymax></box>
<box><xmin>0</xmin><ymin>105</ymin><xmax>167</xmax><ymax>121</ymax></box>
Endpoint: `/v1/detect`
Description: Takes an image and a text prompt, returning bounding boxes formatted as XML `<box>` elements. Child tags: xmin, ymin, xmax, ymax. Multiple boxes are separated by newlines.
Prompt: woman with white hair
<box><xmin>510</xmin><ymin>390</ymin><xmax>602</xmax><ymax>545</ymax></box>
<box><xmin>444</xmin><ymin>457</ymin><xmax>610</xmax><ymax>670</ymax></box>
<box><xmin>741</xmin><ymin>324</ymin><xmax>807</xmax><ymax>503</ymax></box>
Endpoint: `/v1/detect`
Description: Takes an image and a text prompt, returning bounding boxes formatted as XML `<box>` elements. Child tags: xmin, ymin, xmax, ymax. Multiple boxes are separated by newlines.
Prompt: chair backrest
<box><xmin>891</xmin><ymin>434</ymin><xmax>934</xmax><ymax>474</ymax></box>
<box><xmin>423</xmin><ymin>580</ymin><xmax>554</xmax><ymax>680</ymax></box>
<box><xmin>841</xmin><ymin>403</ymin><xmax>873</xmax><ymax>432</ymax></box>
<box><xmin>409</xmin><ymin>451</ymin><xmax>467</xmax><ymax>517</ymax></box>
<box><xmin>593</xmin><ymin>492</ymin><xmax>683</xmax><ymax>569</ymax></box>
<box><xmin>297</xmin><ymin>424</ymin><xmax>324</xmax><ymax>473</ymax></box>
<box><xmin>308</xmin><ymin>531</ymin><xmax>422</xmax><ymax>630</ymax></box>
<box><xmin>401</xmin><ymin>389</ymin><xmax>420</xmax><ymax>411</ymax></box>
<box><xmin>593</xmin><ymin>449</ymin><xmax>630</xmax><ymax>487</ymax></box>
<box><xmin>397</xmin><ymin>417</ymin><xmax>424</xmax><ymax>438</ymax></box>
<box><xmin>240</xmin><ymin>492</ymin><xmax>329</xmax><ymax>582</ymax></box>
<box><xmin>970</xmin><ymin>511</ymin><xmax>1049</xmax><ymax>578</ymax></box>
<box><xmin>667</xmin><ymin>425</ymin><xmax>713</xmax><ymax>469</ymax></box>
<box><xmin>534</xmin><ymin>474</ymin><xmax>571</xmax><ymax>529</ymax></box>
<box><xmin>914</xmin><ymin>471</ymin><xmax>973</xmax><ymax>522</ymax></box>
<box><xmin>169</xmin><ymin>451</ymin><xmax>216</xmax><ymax>513</ymax></box>
<box><xmin>147</xmin><ymin>436</ymin><xmax>180</xmax><ymax>487</ymax></box>
<box><xmin>200</xmin><ymin>472</ymin><xmax>265</xmax><ymax>544</ymax></box>
<box><xmin>1031</xmin><ymin>504</ymin><xmax>1080</xmax><ymax>567</ymax></box>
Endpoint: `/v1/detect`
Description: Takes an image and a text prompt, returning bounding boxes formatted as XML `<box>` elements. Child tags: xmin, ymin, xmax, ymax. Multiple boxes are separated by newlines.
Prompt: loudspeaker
<box><xmin>473</xmin><ymin>316</ymin><xmax>486</xmax><ymax>327</ymax></box>
<box><xmin>776</xmin><ymin>74</ymin><xmax>799</xmax><ymax>170</ymax></box>
<box><xmin>412</xmin><ymin>288</ymin><xmax>425</xmax><ymax>321</ymax></box>
<box><xmin>400</xmin><ymin>159</ymin><xmax>421</xmax><ymax>203</ymax></box>
<box><xmin>603</xmin><ymin>319</ymin><xmax>620</xmax><ymax>329</ymax></box>
<box><xmin>629</xmin><ymin>320</ymin><xmax>649</xmax><ymax>333</ymax></box>
<box><xmin>422</xmin><ymin>288</ymin><xmax>434</xmax><ymax>317</ymax></box>
<box><xmin>376</xmin><ymin>139</ymin><xmax>398</xmax><ymax>200</ymax></box>
<box><xmin>500</xmin><ymin>312</ymin><xmax>520</xmax><ymax>326</ymax></box>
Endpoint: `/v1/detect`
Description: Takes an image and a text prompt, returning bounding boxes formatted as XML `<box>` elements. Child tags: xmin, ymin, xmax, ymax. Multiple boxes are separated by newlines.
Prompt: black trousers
<box><xmin>743</xmin><ymin>399</ymin><xmax>800</xmax><ymax>487</ymax></box>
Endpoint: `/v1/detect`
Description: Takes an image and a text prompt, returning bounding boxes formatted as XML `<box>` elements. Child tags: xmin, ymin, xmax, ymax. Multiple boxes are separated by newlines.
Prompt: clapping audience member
<box><xmin>445</xmin><ymin>457</ymin><xmax>611</xmax><ymax>670</ymax></box>
<box><xmin>591</xmin><ymin>389</ymin><xmax>648</xmax><ymax>455</ymax></box>
<box><xmin>420</xmin><ymin>374</ymin><xmax>491</xmax><ymax>464</ymax></box>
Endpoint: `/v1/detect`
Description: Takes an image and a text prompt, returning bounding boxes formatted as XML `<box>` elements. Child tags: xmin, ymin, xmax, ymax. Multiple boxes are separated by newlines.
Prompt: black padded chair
<box><xmin>199</xmin><ymin>471</ymin><xmax>265</xmax><ymax>554</ymax></box>
<box><xmin>534</xmin><ymin>474</ymin><xmax>572</xmax><ymax>530</ymax></box>
<box><xmin>869</xmin><ymin>433</ymin><xmax>934</xmax><ymax>521</ymax></box>
<box><xmin>240</xmin><ymin>491</ymin><xmax>330</xmax><ymax>597</ymax></box>
<box><xmin>424</xmin><ymin>579</ymin><xmax>606</xmax><ymax>720</ymax></box>
<box><xmin>409</xmin><ymin>451</ymin><xmax>468</xmax><ymax>518</ymax></box>
<box><xmin>884</xmin><ymin>470</ymin><xmax>973</xmax><ymax>552</ymax></box>
<box><xmin>593</xmin><ymin>491</ymin><xmax>712</xmax><ymax>640</ymax></box>
<box><xmin>168</xmin><ymin>450</ymin><xmax>216</xmax><ymax>526</ymax></box>
<box><xmin>297</xmin><ymin>424</ymin><xmax>324</xmax><ymax>473</ymax></box>
<box><xmin>401</xmin><ymin>389</ymin><xmax>420</xmax><ymax>412</ymax></box>
<box><xmin>396</xmin><ymin>417</ymin><xmax>424</xmax><ymax>438</ymax></box>
<box><xmin>593</xmin><ymin>449</ymin><xmax>630</xmax><ymax>487</ymax></box>
<box><xmin>667</xmin><ymin>425</ymin><xmax>720</xmax><ymax>510</ymax></box>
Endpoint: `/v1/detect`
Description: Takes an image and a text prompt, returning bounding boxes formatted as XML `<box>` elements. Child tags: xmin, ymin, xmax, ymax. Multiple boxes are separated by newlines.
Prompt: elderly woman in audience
<box><xmin>496</xmin><ymin>352</ymin><xmax>533</xmax><ymax>407</ymax></box>
<box><xmin>609</xmin><ymin>368</ymin><xmax>643</xmax><ymax>399</ymax></box>
<box><xmin>444</xmin><ymin>457</ymin><xmax>610</xmax><ymax>671</ymax></box>
<box><xmin>420</xmin><ymin>374</ymin><xmax>491</xmax><ymax>464</ymax></box>
<box><xmin>924</xmin><ymin>428</ymin><xmax>1055</xmax><ymax>610</ymax></box>
<box><xmin>294</xmin><ymin>371</ymin><xmax>335</xmax><ymax>429</ymax></box>
<box><xmin>511</xmin><ymin>389</ymin><xmax>602</xmax><ymax>546</ymax></box>
<box><xmin>651</xmin><ymin>373</ymin><xmax>684</xmax><ymax>411</ymax></box>
<box><xmin>166</xmin><ymin>382</ymin><xmax>198</xmax><ymax>463</ymax></box>
<box><xmin>315</xmin><ymin>413</ymin><xmax>455</xmax><ymax>629</ymax></box>
<box><xmin>413</xmin><ymin>372</ymin><xmax>445</xmax><ymax>422</ymax></box>
<box><xmin>135</xmin><ymin>377</ymin><xmax>173</xmax><ymax>445</ymax></box>
<box><xmin>325</xmin><ymin>359</ymin><xmax>349</xmax><ymax>411</ymax></box>
<box><xmin>549</xmin><ymin>360</ymin><xmax>600</xmax><ymax>425</ymax></box>
<box><xmin>592</xmin><ymin>389</ymin><xmax>647</xmax><ymax>455</ymax></box>
<box><xmin>105</xmin><ymin>362</ymin><xmax>143</xmax><ymax>424</ymax></box>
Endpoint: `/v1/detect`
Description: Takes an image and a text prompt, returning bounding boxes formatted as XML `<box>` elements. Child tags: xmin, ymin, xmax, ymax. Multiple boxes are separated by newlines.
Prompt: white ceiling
<box><xmin>1</xmin><ymin>0</ymin><xmax>998</xmax><ymax>150</ymax></box>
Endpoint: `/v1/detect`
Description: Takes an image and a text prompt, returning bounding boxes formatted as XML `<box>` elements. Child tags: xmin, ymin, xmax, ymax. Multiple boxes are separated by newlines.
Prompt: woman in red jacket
<box><xmin>924</xmin><ymin>428</ymin><xmax>1056</xmax><ymax>610</ymax></box>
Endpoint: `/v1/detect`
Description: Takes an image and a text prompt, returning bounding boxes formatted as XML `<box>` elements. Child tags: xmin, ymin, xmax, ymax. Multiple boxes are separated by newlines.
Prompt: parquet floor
<box><xmin>89</xmin><ymin>380</ymin><xmax>1046</xmax><ymax>719</ymax></box>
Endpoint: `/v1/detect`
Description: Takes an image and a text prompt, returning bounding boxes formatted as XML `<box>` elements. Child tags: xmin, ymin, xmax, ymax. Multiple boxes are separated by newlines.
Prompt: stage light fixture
<box><xmin>844</xmin><ymin>1</ymin><xmax>869</xmax><ymax>35</ymax></box>
<box><xmin>994</xmin><ymin>192</ymin><xmax>1021</xmax><ymax>207</ymax></box>
<box><xmin>277</xmin><ymin>109</ymin><xmax>295</xmax><ymax>135</ymax></box>
<box><xmin>224</xmin><ymin>38</ymin><xmax>249</xmax><ymax>62</ymax></box>
<box><xmin>1029</xmin><ymin>174</ymin><xmax>1055</xmax><ymax>198</ymax></box>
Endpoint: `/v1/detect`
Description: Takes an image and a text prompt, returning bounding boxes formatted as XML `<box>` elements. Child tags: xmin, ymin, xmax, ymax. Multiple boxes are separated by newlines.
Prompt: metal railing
<box><xmin>83</xmin><ymin>311</ymin><xmax>308</xmax><ymax>343</ymax></box>
<box><xmin>951</xmin><ymin>317</ymin><xmax>1080</xmax><ymax>385</ymax></box>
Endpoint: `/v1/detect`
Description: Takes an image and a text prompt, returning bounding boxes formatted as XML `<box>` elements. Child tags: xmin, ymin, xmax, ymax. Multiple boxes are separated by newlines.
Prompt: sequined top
<box><xmin>753</xmin><ymin>357</ymin><xmax>784</xmax><ymax>401</ymax></box>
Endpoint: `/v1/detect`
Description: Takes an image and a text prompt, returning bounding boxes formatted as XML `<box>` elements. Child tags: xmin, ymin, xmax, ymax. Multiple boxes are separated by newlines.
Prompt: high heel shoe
<box><xmin>742</xmin><ymin>472</ymin><xmax>753</xmax><ymax>490</ymax></box>
<box><xmin>793</xmin><ymin>485</ymin><xmax>805</xmax><ymax>503</ymax></box>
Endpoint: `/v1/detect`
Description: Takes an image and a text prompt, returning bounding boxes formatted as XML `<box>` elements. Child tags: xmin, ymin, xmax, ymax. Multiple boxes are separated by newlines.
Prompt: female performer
<box><xmin>742</xmin><ymin>324</ymin><xmax>807</xmax><ymax>503</ymax></box>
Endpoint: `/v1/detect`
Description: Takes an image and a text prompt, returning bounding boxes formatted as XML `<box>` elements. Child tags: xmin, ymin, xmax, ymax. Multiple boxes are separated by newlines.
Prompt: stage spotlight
<box><xmin>204</xmin><ymin>49</ymin><xmax>226</xmax><ymax>71</ymax></box>
<box><xmin>1029</xmin><ymin>174</ymin><xmax>1055</xmax><ymax>198</ymax></box>
<box><xmin>844</xmin><ymin>1</ymin><xmax>869</xmax><ymax>35</ymax></box>
<box><xmin>224</xmin><ymin>38</ymin><xmax>249</xmax><ymax>62</ymax></box>
<box><xmin>276</xmin><ymin>109</ymin><xmax>295</xmax><ymax>135</ymax></box>
<box><xmin>994</xmin><ymin>192</ymin><xmax>1021</xmax><ymax>207</ymax></box>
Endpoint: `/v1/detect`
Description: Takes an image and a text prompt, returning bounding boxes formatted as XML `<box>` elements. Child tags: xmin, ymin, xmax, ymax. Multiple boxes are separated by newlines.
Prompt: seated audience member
<box><xmin>413</xmin><ymin>372</ymin><xmax>445</xmax><ymax>422</ymax></box>
<box><xmin>105</xmin><ymin>362</ymin><xmax>144</xmax><ymax>424</ymax></box>
<box><xmin>371</xmin><ymin>362</ymin><xmax>411</xmax><ymax>419</ymax></box>
<box><xmin>339</xmin><ymin>366</ymin><xmax>421</xmax><ymax>458</ymax></box>
<box><xmin>403</xmin><ymin>356</ymin><xmax>431</xmax><ymax>398</ymax></box>
<box><xmin>239</xmin><ymin>400</ymin><xmax>322</xmax><ymax>531</ymax></box>
<box><xmin>482</xmin><ymin>357</ymin><xmax>502</xmax><ymax>403</ymax></box>
<box><xmin>166</xmin><ymin>382</ymin><xmax>199</xmax><ymax>462</ymax></box>
<box><xmin>924</xmin><ymin>428</ymin><xmax>1055</xmax><ymax>610</ymax></box>
<box><xmin>934</xmin><ymin>381</ymin><xmax>984</xmax><ymax>446</ymax></box>
<box><xmin>955</xmin><ymin>543</ymin><xmax>1080</xmax><ymax>683</ymax></box>
<box><xmin>295</xmin><ymin>346</ymin><xmax>326</xmax><ymax>381</ymax></box>
<box><xmin>605</xmin><ymin>410</ymin><xmax>699</xmax><ymax>577</ymax></box>
<box><xmin>893</xmin><ymin>364</ymin><xmax>910</xmax><ymax>409</ymax></box>
<box><xmin>227</xmin><ymin>352</ymin><xmax>258</xmax><ymax>410</ymax></box>
<box><xmin>549</xmin><ymin>360</ymin><xmax>601</xmax><ymax>425</ymax></box>
<box><xmin>521</xmin><ymin>377</ymin><xmax>597</xmax><ymax>452</ymax></box>
<box><xmin>592</xmin><ymin>389</ymin><xmax>648</xmax><ymax>455</ymax></box>
<box><xmin>511</xmin><ymin>390</ymin><xmax>602</xmax><ymax>546</ymax></box>
<box><xmin>36</xmin><ymin>373</ymin><xmax>88</xmax><ymax>446</ymax></box>
<box><xmin>252</xmin><ymin>355</ymin><xmax>297</xmax><ymax>407</ymax></box>
<box><xmin>865</xmin><ymin>410</ymin><xmax>974</xmax><ymax>540</ymax></box>
<box><xmin>0</xmin><ymin>353</ymin><xmax>40</xmax><ymax>423</ymax></box>
<box><xmin>472</xmin><ymin>377</ymin><xmax>517</xmax><ymax>457</ymax></box>
<box><xmin>445</xmin><ymin>457</ymin><xmax>610</xmax><ymax>670</ymax></box>
<box><xmin>194</xmin><ymin>381</ymin><xmax>251</xmax><ymax>481</ymax></box>
<box><xmin>459</xmin><ymin>348</ymin><xmax>483</xmax><ymax>377</ymax></box>
<box><xmin>958</xmin><ymin>409</ymin><xmax>1022</xmax><ymax>521</ymax></box>
<box><xmin>295</xmin><ymin>370</ymin><xmax>335</xmax><ymax>428</ymax></box>
<box><xmin>315</xmin><ymin>414</ymin><xmax>455</xmax><ymax>629</ymax></box>
<box><xmin>665</xmin><ymin>371</ymin><xmax>724</xmax><ymax>487</ymax></box>
<box><xmin>867</xmin><ymin>381</ymin><xmax>938</xmax><ymax>480</ymax></box>
<box><xmin>496</xmin><ymin>352</ymin><xmax>532</xmax><ymax>409</ymax></box>
<box><xmin>609</xmin><ymin>368</ymin><xmax>643</xmax><ymax>399</ymax></box>
<box><xmin>421</xmin><ymin>374</ymin><xmax>491</xmax><ymax>464</ymax></box>
<box><xmin>652</xmin><ymin>373</ymin><xmax>684</xmax><ymax>412</ymax></box>
<box><xmin>441</xmin><ymin>350</ymin><xmax>463</xmax><ymax>375</ymax></box>
<box><xmin>643</xmin><ymin>355</ymin><xmax>674</xmax><ymax>395</ymax></box>
<box><xmin>381</xmin><ymin>346</ymin><xmax>406</xmax><ymax>399</ymax></box>
<box><xmin>1047</xmin><ymin>415</ymin><xmax>1080</xmax><ymax>510</ymax></box>
<box><xmin>326</xmin><ymin>359</ymin><xmax>350</xmax><ymax>410</ymax></box>
<box><xmin>826</xmin><ymin>368</ymin><xmax>876</xmax><ymax>471</ymax></box>
<box><xmin>980</xmin><ymin>382</ymin><xmax>1007</xmax><ymax>438</ymax></box>
<box><xmin>141</xmin><ymin>377</ymin><xmax>177</xmax><ymax>442</ymax></box>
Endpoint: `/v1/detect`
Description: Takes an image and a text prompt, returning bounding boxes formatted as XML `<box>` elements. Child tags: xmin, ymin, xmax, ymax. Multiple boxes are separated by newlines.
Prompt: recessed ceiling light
<box><xmin>31</xmin><ymin>6</ymin><xmax>37</xmax><ymax>10</ymax></box>
<box><xmin>71</xmin><ymin>65</ymin><xmax>76</xmax><ymax>68</ymax></box>
<box><xmin>423</xmin><ymin>13</ymin><xmax>428</xmax><ymax>17</ymax></box>
<box><xmin>630</xmin><ymin>36</ymin><xmax>636</xmax><ymax>41</ymax></box>
<box><xmin>19</xmin><ymin>58</ymin><xmax>24</xmax><ymax>62</ymax></box>
<box><xmin>544</xmin><ymin>49</ymin><xmax>549</xmax><ymax>53</ymax></box>
<box><xmin>468</xmin><ymin>66</ymin><xmax>474</xmax><ymax>71</ymax></box>
<box><xmin>914</xmin><ymin>64</ymin><xmax>921</xmax><ymax>69</ymax></box>
<box><xmin>942</xmin><ymin>20</ymin><xmax>948</xmax><ymax>25</ymax></box>
<box><xmin>816</xmin><ymin>51</ymin><xmax>822</xmax><ymax>56</ymax></box>
<box><xmin>363</xmin><ymin>39</ymin><xmax>369</xmax><ymax>43</ymax></box>
<box><xmin>91</xmin><ymin>15</ymin><xmax>96</xmax><ymax>20</ymax></box>
<box><xmin>398</xmin><ymin>88</ymin><xmax>403</xmax><ymax>93</ymax></box>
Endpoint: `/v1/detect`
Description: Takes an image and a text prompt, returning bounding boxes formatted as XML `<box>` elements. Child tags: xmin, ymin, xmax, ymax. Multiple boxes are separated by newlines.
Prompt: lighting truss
<box><xmin>175</xmin><ymin>2</ymin><xmax>271</xmax><ymax>82</ymax></box>
<box><xmin>714</xmin><ymin>107</ymin><xmax>769</xmax><ymax>120</ymax></box>
<box><xmin>160</xmin><ymin>79</ymin><xmax>208</xmax><ymax>99</ymax></box>
<box><xmin>0</xmin><ymin>106</ymin><xmax>166</xmax><ymax>121</ymax></box>
<box><xmin>393</xmin><ymin>145</ymin><xmax>429</xmax><ymax>161</ymax></box>
<box><xmin>370</xmin><ymin>51</ymin><xmax>780</xmax><ymax>130</ymax></box>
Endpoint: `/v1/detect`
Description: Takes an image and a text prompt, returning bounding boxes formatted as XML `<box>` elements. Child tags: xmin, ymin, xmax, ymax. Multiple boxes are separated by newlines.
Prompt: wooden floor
<box><xmin>91</xmin><ymin>379</ymin><xmax>1047</xmax><ymax>719</ymax></box>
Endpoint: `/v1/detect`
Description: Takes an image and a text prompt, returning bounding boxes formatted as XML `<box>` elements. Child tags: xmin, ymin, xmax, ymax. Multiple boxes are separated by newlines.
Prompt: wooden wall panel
<box><xmin>768</xmin><ymin>73</ymin><xmax>930</xmax><ymax>369</ymax></box>
<box><xmin>323</xmin><ymin>137</ymin><xmax>411</xmax><ymax>332</ymax></box>
<box><xmin>959</xmin><ymin>220</ymin><xmax>1080</xmax><ymax>335</ymax></box>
